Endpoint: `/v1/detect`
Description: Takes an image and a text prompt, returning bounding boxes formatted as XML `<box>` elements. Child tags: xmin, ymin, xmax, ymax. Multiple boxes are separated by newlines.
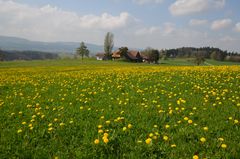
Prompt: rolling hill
<box><xmin>0</xmin><ymin>35</ymin><xmax>104</xmax><ymax>54</ymax></box>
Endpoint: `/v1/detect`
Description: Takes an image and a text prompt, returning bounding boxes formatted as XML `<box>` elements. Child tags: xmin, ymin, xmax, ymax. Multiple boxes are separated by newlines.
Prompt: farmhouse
<box><xmin>112</xmin><ymin>50</ymin><xmax>121</xmax><ymax>60</ymax></box>
<box><xmin>140</xmin><ymin>54</ymin><xmax>150</xmax><ymax>63</ymax></box>
<box><xmin>95</xmin><ymin>53</ymin><xmax>106</xmax><ymax>60</ymax></box>
<box><xmin>125</xmin><ymin>50</ymin><xmax>143</xmax><ymax>62</ymax></box>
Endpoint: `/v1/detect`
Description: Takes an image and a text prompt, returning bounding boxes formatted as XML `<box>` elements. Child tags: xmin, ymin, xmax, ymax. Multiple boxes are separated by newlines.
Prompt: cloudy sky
<box><xmin>0</xmin><ymin>0</ymin><xmax>240</xmax><ymax>52</ymax></box>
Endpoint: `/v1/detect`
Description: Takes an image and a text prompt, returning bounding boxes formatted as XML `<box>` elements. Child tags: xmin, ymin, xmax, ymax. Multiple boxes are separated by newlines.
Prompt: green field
<box><xmin>0</xmin><ymin>59</ymin><xmax>240</xmax><ymax>158</ymax></box>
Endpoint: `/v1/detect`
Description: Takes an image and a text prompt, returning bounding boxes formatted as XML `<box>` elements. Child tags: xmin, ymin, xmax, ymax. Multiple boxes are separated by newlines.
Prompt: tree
<box><xmin>194</xmin><ymin>51</ymin><xmax>205</xmax><ymax>65</ymax></box>
<box><xmin>76</xmin><ymin>42</ymin><xmax>89</xmax><ymax>60</ymax></box>
<box><xmin>141</xmin><ymin>47</ymin><xmax>160</xmax><ymax>64</ymax></box>
<box><xmin>119</xmin><ymin>47</ymin><xmax>128</xmax><ymax>58</ymax></box>
<box><xmin>152</xmin><ymin>49</ymin><xmax>160</xmax><ymax>64</ymax></box>
<box><xmin>0</xmin><ymin>48</ymin><xmax>4</xmax><ymax>61</ymax></box>
<box><xmin>104</xmin><ymin>32</ymin><xmax>114</xmax><ymax>60</ymax></box>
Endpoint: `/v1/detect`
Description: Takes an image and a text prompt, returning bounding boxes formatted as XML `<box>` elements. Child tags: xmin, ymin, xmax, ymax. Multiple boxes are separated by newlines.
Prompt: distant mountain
<box><xmin>0</xmin><ymin>35</ymin><xmax>104</xmax><ymax>54</ymax></box>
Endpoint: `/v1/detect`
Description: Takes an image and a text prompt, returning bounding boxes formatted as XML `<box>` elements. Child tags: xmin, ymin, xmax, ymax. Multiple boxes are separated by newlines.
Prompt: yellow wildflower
<box><xmin>203</xmin><ymin>127</ymin><xmax>208</xmax><ymax>131</ymax></box>
<box><xmin>218</xmin><ymin>137</ymin><xmax>224</xmax><ymax>141</ymax></box>
<box><xmin>165</xmin><ymin>124</ymin><xmax>170</xmax><ymax>129</ymax></box>
<box><xmin>128</xmin><ymin>124</ymin><xmax>132</xmax><ymax>129</ymax></box>
<box><xmin>163</xmin><ymin>136</ymin><xmax>169</xmax><ymax>141</ymax></box>
<box><xmin>103</xmin><ymin>137</ymin><xmax>109</xmax><ymax>144</ymax></box>
<box><xmin>171</xmin><ymin>144</ymin><xmax>176</xmax><ymax>148</ymax></box>
<box><xmin>17</xmin><ymin>129</ymin><xmax>22</xmax><ymax>133</ymax></box>
<box><xmin>193</xmin><ymin>155</ymin><xmax>199</xmax><ymax>159</ymax></box>
<box><xmin>221</xmin><ymin>144</ymin><xmax>227</xmax><ymax>149</ymax></box>
<box><xmin>145</xmin><ymin>138</ymin><xmax>152</xmax><ymax>145</ymax></box>
<box><xmin>200</xmin><ymin>137</ymin><xmax>206</xmax><ymax>143</ymax></box>
<box><xmin>188</xmin><ymin>120</ymin><xmax>193</xmax><ymax>124</ymax></box>
<box><xmin>94</xmin><ymin>139</ymin><xmax>100</xmax><ymax>144</ymax></box>
<box><xmin>98</xmin><ymin>129</ymin><xmax>103</xmax><ymax>133</ymax></box>
<box><xmin>234</xmin><ymin>119</ymin><xmax>239</xmax><ymax>124</ymax></box>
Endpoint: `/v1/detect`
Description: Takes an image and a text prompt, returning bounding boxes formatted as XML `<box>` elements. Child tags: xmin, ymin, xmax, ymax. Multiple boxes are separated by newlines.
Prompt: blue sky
<box><xmin>0</xmin><ymin>0</ymin><xmax>240</xmax><ymax>52</ymax></box>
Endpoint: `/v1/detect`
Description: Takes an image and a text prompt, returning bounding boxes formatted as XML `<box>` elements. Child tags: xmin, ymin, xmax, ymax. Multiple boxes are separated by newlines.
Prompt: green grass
<box><xmin>0</xmin><ymin>58</ymin><xmax>239</xmax><ymax>69</ymax></box>
<box><xmin>205</xmin><ymin>59</ymin><xmax>240</xmax><ymax>66</ymax></box>
<box><xmin>160</xmin><ymin>58</ymin><xmax>196</xmax><ymax>66</ymax></box>
<box><xmin>0</xmin><ymin>60</ymin><xmax>240</xmax><ymax>158</ymax></box>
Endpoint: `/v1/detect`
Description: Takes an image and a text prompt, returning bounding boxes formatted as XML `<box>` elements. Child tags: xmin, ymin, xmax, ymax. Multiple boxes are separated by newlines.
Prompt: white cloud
<box><xmin>79</xmin><ymin>12</ymin><xmax>134</xmax><ymax>30</ymax></box>
<box><xmin>135</xmin><ymin>23</ymin><xmax>175</xmax><ymax>36</ymax></box>
<box><xmin>169</xmin><ymin>0</ymin><xmax>225</xmax><ymax>16</ymax></box>
<box><xmin>211</xmin><ymin>19</ymin><xmax>232</xmax><ymax>30</ymax></box>
<box><xmin>0</xmin><ymin>0</ymin><xmax>136</xmax><ymax>42</ymax></box>
<box><xmin>163</xmin><ymin>23</ymin><xmax>176</xmax><ymax>35</ymax></box>
<box><xmin>133</xmin><ymin>0</ymin><xmax>164</xmax><ymax>5</ymax></box>
<box><xmin>234</xmin><ymin>23</ymin><xmax>240</xmax><ymax>32</ymax></box>
<box><xmin>220</xmin><ymin>36</ymin><xmax>236</xmax><ymax>42</ymax></box>
<box><xmin>135</xmin><ymin>26</ymin><xmax>161</xmax><ymax>35</ymax></box>
<box><xmin>133</xmin><ymin>25</ymin><xmax>210</xmax><ymax>49</ymax></box>
<box><xmin>189</xmin><ymin>19</ymin><xmax>208</xmax><ymax>26</ymax></box>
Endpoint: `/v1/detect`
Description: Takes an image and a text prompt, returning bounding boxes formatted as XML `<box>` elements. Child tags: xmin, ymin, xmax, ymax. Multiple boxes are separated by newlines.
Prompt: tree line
<box><xmin>161</xmin><ymin>47</ymin><xmax>240</xmax><ymax>62</ymax></box>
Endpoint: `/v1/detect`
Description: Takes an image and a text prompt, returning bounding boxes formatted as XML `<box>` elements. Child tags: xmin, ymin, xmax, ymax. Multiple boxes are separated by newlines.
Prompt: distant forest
<box><xmin>0</xmin><ymin>49</ymin><xmax>59</xmax><ymax>61</ymax></box>
<box><xmin>161</xmin><ymin>47</ymin><xmax>240</xmax><ymax>62</ymax></box>
<box><xmin>0</xmin><ymin>46</ymin><xmax>240</xmax><ymax>62</ymax></box>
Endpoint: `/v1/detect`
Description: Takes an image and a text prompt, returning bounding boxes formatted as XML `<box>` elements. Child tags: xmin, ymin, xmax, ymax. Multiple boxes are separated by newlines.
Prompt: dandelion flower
<box><xmin>103</xmin><ymin>137</ymin><xmax>109</xmax><ymax>144</ymax></box>
<box><xmin>122</xmin><ymin>127</ymin><xmax>127</xmax><ymax>131</ymax></box>
<box><xmin>128</xmin><ymin>124</ymin><xmax>132</xmax><ymax>129</ymax></box>
<box><xmin>145</xmin><ymin>138</ymin><xmax>152</xmax><ymax>145</ymax></box>
<box><xmin>221</xmin><ymin>144</ymin><xmax>227</xmax><ymax>149</ymax></box>
<box><xmin>149</xmin><ymin>133</ymin><xmax>154</xmax><ymax>137</ymax></box>
<box><xmin>203</xmin><ymin>127</ymin><xmax>208</xmax><ymax>131</ymax></box>
<box><xmin>234</xmin><ymin>120</ymin><xmax>239</xmax><ymax>124</ymax></box>
<box><xmin>98</xmin><ymin>129</ymin><xmax>103</xmax><ymax>133</ymax></box>
<box><xmin>193</xmin><ymin>155</ymin><xmax>199</xmax><ymax>159</ymax></box>
<box><xmin>17</xmin><ymin>129</ymin><xmax>22</xmax><ymax>133</ymax></box>
<box><xmin>165</xmin><ymin>124</ymin><xmax>170</xmax><ymax>129</ymax></box>
<box><xmin>218</xmin><ymin>137</ymin><xmax>224</xmax><ymax>141</ymax></box>
<box><xmin>103</xmin><ymin>133</ymin><xmax>109</xmax><ymax>137</ymax></box>
<box><xmin>94</xmin><ymin>139</ymin><xmax>100</xmax><ymax>144</ymax></box>
<box><xmin>188</xmin><ymin>120</ymin><xmax>193</xmax><ymax>124</ymax></box>
<box><xmin>163</xmin><ymin>136</ymin><xmax>169</xmax><ymax>141</ymax></box>
<box><xmin>200</xmin><ymin>137</ymin><xmax>206</xmax><ymax>143</ymax></box>
<box><xmin>171</xmin><ymin>144</ymin><xmax>176</xmax><ymax>148</ymax></box>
